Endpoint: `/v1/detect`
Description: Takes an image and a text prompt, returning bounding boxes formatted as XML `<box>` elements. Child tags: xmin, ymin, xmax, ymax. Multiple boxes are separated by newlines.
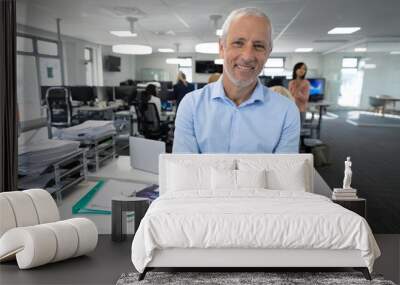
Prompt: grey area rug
<box><xmin>116</xmin><ymin>272</ymin><xmax>396</xmax><ymax>285</ymax></box>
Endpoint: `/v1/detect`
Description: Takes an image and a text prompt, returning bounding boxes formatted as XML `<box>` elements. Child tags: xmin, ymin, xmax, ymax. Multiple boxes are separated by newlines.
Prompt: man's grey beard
<box><xmin>223</xmin><ymin>65</ymin><xmax>257</xmax><ymax>88</ymax></box>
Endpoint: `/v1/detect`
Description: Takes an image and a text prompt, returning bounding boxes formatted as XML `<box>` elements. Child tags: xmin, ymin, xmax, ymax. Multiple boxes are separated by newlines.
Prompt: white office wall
<box><xmin>102</xmin><ymin>46</ymin><xmax>136</xmax><ymax>86</ymax></box>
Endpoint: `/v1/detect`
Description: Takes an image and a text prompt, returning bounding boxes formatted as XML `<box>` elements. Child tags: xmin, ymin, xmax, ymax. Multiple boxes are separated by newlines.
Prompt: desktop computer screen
<box><xmin>70</xmin><ymin>86</ymin><xmax>96</xmax><ymax>103</ymax></box>
<box><xmin>115</xmin><ymin>86</ymin><xmax>137</xmax><ymax>104</ymax></box>
<box><xmin>308</xmin><ymin>78</ymin><xmax>325</xmax><ymax>101</ymax></box>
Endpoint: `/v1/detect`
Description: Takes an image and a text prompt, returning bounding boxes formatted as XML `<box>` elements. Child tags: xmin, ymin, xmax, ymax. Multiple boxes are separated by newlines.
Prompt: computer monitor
<box><xmin>308</xmin><ymin>78</ymin><xmax>325</xmax><ymax>102</ymax></box>
<box><xmin>105</xmin><ymin>86</ymin><xmax>115</xmax><ymax>102</ymax></box>
<box><xmin>115</xmin><ymin>86</ymin><xmax>137</xmax><ymax>104</ymax></box>
<box><xmin>70</xmin><ymin>86</ymin><xmax>96</xmax><ymax>103</ymax></box>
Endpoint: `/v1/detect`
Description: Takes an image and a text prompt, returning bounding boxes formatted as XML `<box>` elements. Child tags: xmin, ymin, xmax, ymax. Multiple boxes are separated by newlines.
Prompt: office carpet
<box><xmin>116</xmin><ymin>271</ymin><xmax>394</xmax><ymax>285</ymax></box>
<box><xmin>316</xmin><ymin>110</ymin><xmax>400</xmax><ymax>233</ymax></box>
<box><xmin>346</xmin><ymin>111</ymin><xmax>400</xmax><ymax>127</ymax></box>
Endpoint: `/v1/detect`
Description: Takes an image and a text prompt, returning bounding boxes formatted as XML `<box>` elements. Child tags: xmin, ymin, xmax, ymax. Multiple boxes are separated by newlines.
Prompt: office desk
<box><xmin>160</xmin><ymin>110</ymin><xmax>176</xmax><ymax>122</ymax></box>
<box><xmin>77</xmin><ymin>105</ymin><xmax>119</xmax><ymax>120</ymax></box>
<box><xmin>87</xmin><ymin>156</ymin><xmax>158</xmax><ymax>185</ymax></box>
<box><xmin>371</xmin><ymin>96</ymin><xmax>400</xmax><ymax>116</ymax></box>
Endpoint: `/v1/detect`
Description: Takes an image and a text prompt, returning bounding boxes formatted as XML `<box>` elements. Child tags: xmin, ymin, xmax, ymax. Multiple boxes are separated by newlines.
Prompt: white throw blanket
<box><xmin>131</xmin><ymin>190</ymin><xmax>380</xmax><ymax>273</ymax></box>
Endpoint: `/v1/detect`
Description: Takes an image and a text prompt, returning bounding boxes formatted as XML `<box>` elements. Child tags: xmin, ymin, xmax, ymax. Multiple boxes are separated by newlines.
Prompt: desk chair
<box><xmin>135</xmin><ymin>103</ymin><xmax>173</xmax><ymax>143</ymax></box>
<box><xmin>46</xmin><ymin>87</ymin><xmax>78</xmax><ymax>128</ymax></box>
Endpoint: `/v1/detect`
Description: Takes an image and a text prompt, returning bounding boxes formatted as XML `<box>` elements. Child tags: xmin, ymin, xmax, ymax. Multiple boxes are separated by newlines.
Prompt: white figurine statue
<box><xmin>342</xmin><ymin>156</ymin><xmax>352</xmax><ymax>189</ymax></box>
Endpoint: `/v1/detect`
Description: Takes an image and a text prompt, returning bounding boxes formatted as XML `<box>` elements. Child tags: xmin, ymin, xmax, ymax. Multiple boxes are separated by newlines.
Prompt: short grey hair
<box><xmin>221</xmin><ymin>7</ymin><xmax>273</xmax><ymax>51</ymax></box>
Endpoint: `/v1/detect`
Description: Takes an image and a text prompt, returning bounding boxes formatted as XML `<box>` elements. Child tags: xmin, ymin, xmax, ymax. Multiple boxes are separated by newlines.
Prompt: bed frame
<box><xmin>138</xmin><ymin>154</ymin><xmax>372</xmax><ymax>281</ymax></box>
<box><xmin>139</xmin><ymin>248</ymin><xmax>371</xmax><ymax>280</ymax></box>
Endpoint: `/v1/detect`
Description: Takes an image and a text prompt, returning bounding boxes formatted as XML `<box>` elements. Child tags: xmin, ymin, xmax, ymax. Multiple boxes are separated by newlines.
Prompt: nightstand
<box><xmin>111</xmin><ymin>196</ymin><xmax>150</xmax><ymax>242</ymax></box>
<box><xmin>332</xmin><ymin>198</ymin><xmax>366</xmax><ymax>218</ymax></box>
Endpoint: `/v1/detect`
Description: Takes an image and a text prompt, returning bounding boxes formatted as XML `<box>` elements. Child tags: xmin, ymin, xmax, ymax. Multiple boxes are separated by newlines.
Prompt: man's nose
<box><xmin>241</xmin><ymin>44</ymin><xmax>256</xmax><ymax>61</ymax></box>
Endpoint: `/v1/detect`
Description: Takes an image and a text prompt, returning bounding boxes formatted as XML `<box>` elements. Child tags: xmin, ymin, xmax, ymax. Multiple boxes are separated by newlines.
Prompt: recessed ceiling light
<box><xmin>295</xmin><ymin>48</ymin><xmax>313</xmax><ymax>52</ymax></box>
<box><xmin>354</xmin><ymin>47</ymin><xmax>367</xmax><ymax>52</ymax></box>
<box><xmin>216</xmin><ymin>29</ymin><xmax>223</xmax><ymax>37</ymax></box>
<box><xmin>158</xmin><ymin>48</ymin><xmax>174</xmax><ymax>53</ymax></box>
<box><xmin>112</xmin><ymin>44</ymin><xmax>152</xmax><ymax>55</ymax></box>
<box><xmin>110</xmin><ymin>31</ymin><xmax>137</xmax><ymax>37</ymax></box>
<box><xmin>195</xmin><ymin>42</ymin><xmax>219</xmax><ymax>54</ymax></box>
<box><xmin>328</xmin><ymin>27</ymin><xmax>361</xmax><ymax>34</ymax></box>
<box><xmin>214</xmin><ymin>59</ymin><xmax>223</xmax><ymax>65</ymax></box>
<box><xmin>390</xmin><ymin>51</ymin><xmax>400</xmax><ymax>55</ymax></box>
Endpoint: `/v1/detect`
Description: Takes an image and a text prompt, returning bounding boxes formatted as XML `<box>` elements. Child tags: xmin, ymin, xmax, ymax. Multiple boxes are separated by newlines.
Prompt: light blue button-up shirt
<box><xmin>172</xmin><ymin>77</ymin><xmax>300</xmax><ymax>153</ymax></box>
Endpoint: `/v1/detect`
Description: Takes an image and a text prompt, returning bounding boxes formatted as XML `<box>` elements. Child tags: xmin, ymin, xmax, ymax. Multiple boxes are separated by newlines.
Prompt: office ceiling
<box><xmin>16</xmin><ymin>0</ymin><xmax>400</xmax><ymax>54</ymax></box>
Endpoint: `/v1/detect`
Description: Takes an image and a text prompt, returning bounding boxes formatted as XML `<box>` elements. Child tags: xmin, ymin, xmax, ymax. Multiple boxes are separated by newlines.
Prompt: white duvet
<box><xmin>131</xmin><ymin>190</ymin><xmax>380</xmax><ymax>273</ymax></box>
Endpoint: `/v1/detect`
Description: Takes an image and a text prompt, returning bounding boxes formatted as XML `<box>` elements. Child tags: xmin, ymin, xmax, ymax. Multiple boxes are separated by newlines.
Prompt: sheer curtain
<box><xmin>0</xmin><ymin>0</ymin><xmax>18</xmax><ymax>192</ymax></box>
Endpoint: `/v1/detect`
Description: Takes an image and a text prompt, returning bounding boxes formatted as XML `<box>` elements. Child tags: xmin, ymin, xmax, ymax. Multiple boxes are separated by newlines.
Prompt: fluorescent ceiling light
<box><xmin>354</xmin><ymin>47</ymin><xmax>367</xmax><ymax>52</ymax></box>
<box><xmin>158</xmin><ymin>48</ymin><xmax>174</xmax><ymax>53</ymax></box>
<box><xmin>214</xmin><ymin>58</ymin><xmax>223</xmax><ymax>65</ymax></box>
<box><xmin>295</xmin><ymin>48</ymin><xmax>313</xmax><ymax>52</ymax></box>
<box><xmin>166</xmin><ymin>58</ymin><xmax>192</xmax><ymax>66</ymax></box>
<box><xmin>195</xmin><ymin>42</ymin><xmax>219</xmax><ymax>54</ymax></box>
<box><xmin>328</xmin><ymin>27</ymin><xmax>361</xmax><ymax>34</ymax></box>
<box><xmin>390</xmin><ymin>51</ymin><xmax>400</xmax><ymax>55</ymax></box>
<box><xmin>110</xmin><ymin>31</ymin><xmax>137</xmax><ymax>37</ymax></box>
<box><xmin>216</xmin><ymin>29</ymin><xmax>223</xmax><ymax>37</ymax></box>
<box><xmin>112</xmin><ymin>44</ymin><xmax>152</xmax><ymax>55</ymax></box>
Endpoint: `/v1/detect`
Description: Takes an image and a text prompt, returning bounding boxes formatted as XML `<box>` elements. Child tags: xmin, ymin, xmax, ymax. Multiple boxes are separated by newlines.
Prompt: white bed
<box><xmin>131</xmin><ymin>154</ymin><xmax>380</xmax><ymax>280</ymax></box>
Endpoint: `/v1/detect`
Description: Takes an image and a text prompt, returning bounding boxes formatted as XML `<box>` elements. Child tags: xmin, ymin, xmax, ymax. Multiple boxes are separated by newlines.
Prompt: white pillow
<box><xmin>167</xmin><ymin>160</ymin><xmax>235</xmax><ymax>191</ymax></box>
<box><xmin>211</xmin><ymin>169</ymin><xmax>267</xmax><ymax>190</ymax></box>
<box><xmin>211</xmin><ymin>168</ymin><xmax>236</xmax><ymax>190</ymax></box>
<box><xmin>238</xmin><ymin>159</ymin><xmax>308</xmax><ymax>191</ymax></box>
<box><xmin>237</xmin><ymin>169</ymin><xmax>267</xmax><ymax>189</ymax></box>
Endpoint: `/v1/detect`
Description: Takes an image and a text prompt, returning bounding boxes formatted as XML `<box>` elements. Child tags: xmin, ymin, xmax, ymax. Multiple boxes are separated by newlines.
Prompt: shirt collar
<box><xmin>211</xmin><ymin>75</ymin><xmax>266</xmax><ymax>105</ymax></box>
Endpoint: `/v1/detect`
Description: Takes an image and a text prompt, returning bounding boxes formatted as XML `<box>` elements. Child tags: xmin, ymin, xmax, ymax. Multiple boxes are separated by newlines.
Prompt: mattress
<box><xmin>54</xmin><ymin>120</ymin><xmax>116</xmax><ymax>141</ymax></box>
<box><xmin>18</xmin><ymin>139</ymin><xmax>80</xmax><ymax>176</ymax></box>
<box><xmin>131</xmin><ymin>190</ymin><xmax>380</xmax><ymax>273</ymax></box>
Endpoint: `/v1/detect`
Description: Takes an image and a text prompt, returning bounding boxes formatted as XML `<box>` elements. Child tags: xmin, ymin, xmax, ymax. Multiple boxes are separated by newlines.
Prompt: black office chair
<box><xmin>46</xmin><ymin>87</ymin><xmax>77</xmax><ymax>128</ymax></box>
<box><xmin>135</xmin><ymin>102</ymin><xmax>172</xmax><ymax>143</ymax></box>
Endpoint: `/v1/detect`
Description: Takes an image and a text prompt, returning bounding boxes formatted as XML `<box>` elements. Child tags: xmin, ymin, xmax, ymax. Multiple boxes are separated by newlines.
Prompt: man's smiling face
<box><xmin>220</xmin><ymin>15</ymin><xmax>271</xmax><ymax>88</ymax></box>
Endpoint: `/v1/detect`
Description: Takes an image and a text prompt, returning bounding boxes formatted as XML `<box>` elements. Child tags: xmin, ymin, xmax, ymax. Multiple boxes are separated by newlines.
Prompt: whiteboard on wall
<box><xmin>39</xmin><ymin>57</ymin><xmax>62</xmax><ymax>86</ymax></box>
<box><xmin>17</xmin><ymin>54</ymin><xmax>42</xmax><ymax>122</ymax></box>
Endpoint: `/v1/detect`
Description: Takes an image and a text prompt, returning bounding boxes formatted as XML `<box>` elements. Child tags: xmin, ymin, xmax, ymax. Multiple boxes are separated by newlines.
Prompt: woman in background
<box><xmin>289</xmin><ymin>62</ymin><xmax>310</xmax><ymax>126</ymax></box>
<box><xmin>141</xmin><ymin>83</ymin><xmax>161</xmax><ymax>116</ymax></box>
<box><xmin>173</xmin><ymin>71</ymin><xmax>194</xmax><ymax>109</ymax></box>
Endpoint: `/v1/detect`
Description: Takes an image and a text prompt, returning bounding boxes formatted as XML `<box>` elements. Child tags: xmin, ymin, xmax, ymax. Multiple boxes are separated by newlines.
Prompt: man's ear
<box><xmin>219</xmin><ymin>38</ymin><xmax>225</xmax><ymax>59</ymax></box>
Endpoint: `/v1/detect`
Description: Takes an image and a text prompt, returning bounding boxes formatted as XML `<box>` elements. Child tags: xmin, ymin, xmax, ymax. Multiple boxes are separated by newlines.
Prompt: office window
<box><xmin>338</xmin><ymin>57</ymin><xmax>363</xmax><ymax>107</ymax></box>
<box><xmin>342</xmin><ymin>57</ymin><xmax>358</xmax><ymax>68</ymax></box>
<box><xmin>17</xmin><ymin>36</ymin><xmax>33</xmax><ymax>53</ymax></box>
<box><xmin>178</xmin><ymin>57</ymin><xmax>193</xmax><ymax>83</ymax></box>
<box><xmin>37</xmin><ymin>40</ymin><xmax>58</xmax><ymax>56</ymax></box>
<box><xmin>265</xmin><ymin>57</ymin><xmax>285</xmax><ymax>68</ymax></box>
<box><xmin>261</xmin><ymin>57</ymin><xmax>287</xmax><ymax>76</ymax></box>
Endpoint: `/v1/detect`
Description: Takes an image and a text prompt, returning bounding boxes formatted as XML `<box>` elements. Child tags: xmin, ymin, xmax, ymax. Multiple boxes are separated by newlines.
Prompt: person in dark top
<box><xmin>173</xmin><ymin>71</ymin><xmax>194</xmax><ymax>109</ymax></box>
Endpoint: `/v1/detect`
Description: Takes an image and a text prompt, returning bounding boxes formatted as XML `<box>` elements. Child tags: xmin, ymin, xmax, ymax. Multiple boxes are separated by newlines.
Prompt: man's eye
<box><xmin>254</xmin><ymin>44</ymin><xmax>266</xmax><ymax>51</ymax></box>
<box><xmin>232</xmin><ymin>41</ymin><xmax>244</xmax><ymax>47</ymax></box>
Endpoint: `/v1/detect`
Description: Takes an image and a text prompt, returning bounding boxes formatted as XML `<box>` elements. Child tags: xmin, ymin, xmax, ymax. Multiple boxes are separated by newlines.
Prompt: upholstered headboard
<box><xmin>159</xmin><ymin>154</ymin><xmax>314</xmax><ymax>195</ymax></box>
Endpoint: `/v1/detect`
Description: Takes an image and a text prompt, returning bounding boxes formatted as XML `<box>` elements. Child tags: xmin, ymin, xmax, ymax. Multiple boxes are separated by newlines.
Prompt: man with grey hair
<box><xmin>173</xmin><ymin>7</ymin><xmax>300</xmax><ymax>153</ymax></box>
